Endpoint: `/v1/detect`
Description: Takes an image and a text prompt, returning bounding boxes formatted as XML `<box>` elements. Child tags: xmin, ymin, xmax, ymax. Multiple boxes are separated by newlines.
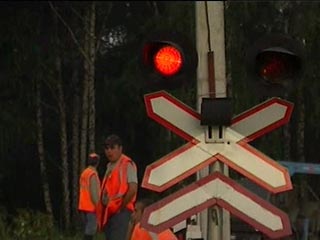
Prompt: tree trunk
<box><xmin>80</xmin><ymin>28</ymin><xmax>89</xmax><ymax>172</ymax></box>
<box><xmin>35</xmin><ymin>76</ymin><xmax>53</xmax><ymax>217</ymax></box>
<box><xmin>71</xmin><ymin>60</ymin><xmax>81</xmax><ymax>225</ymax></box>
<box><xmin>283</xmin><ymin>117</ymin><xmax>291</xmax><ymax>161</ymax></box>
<box><xmin>282</xmin><ymin>18</ymin><xmax>291</xmax><ymax>162</ymax></box>
<box><xmin>53</xmin><ymin>12</ymin><xmax>71</xmax><ymax>229</ymax></box>
<box><xmin>56</xmin><ymin>53</ymin><xmax>71</xmax><ymax>229</ymax></box>
<box><xmin>88</xmin><ymin>2</ymin><xmax>96</xmax><ymax>153</ymax></box>
<box><xmin>79</xmin><ymin>4</ymin><xmax>93</xmax><ymax>171</ymax></box>
<box><xmin>296</xmin><ymin>69</ymin><xmax>305</xmax><ymax>162</ymax></box>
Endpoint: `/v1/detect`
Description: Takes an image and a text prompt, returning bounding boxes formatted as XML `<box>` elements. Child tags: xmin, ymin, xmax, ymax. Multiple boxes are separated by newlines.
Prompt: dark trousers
<box><xmin>80</xmin><ymin>211</ymin><xmax>98</xmax><ymax>236</ymax></box>
<box><xmin>104</xmin><ymin>208</ymin><xmax>132</xmax><ymax>240</ymax></box>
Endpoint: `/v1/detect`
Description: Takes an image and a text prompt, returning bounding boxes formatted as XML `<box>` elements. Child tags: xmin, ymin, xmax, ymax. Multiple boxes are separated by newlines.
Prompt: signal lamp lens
<box><xmin>256</xmin><ymin>51</ymin><xmax>300</xmax><ymax>84</ymax></box>
<box><xmin>260</xmin><ymin>57</ymin><xmax>287</xmax><ymax>84</ymax></box>
<box><xmin>153</xmin><ymin>46</ymin><xmax>183</xmax><ymax>77</ymax></box>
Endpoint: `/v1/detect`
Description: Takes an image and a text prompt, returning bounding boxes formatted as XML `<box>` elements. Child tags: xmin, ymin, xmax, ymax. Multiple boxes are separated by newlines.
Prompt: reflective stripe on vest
<box><xmin>78</xmin><ymin>167</ymin><xmax>99</xmax><ymax>212</ymax></box>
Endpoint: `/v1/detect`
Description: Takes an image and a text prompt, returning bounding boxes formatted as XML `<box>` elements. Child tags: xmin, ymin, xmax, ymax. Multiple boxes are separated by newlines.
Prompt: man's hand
<box><xmin>101</xmin><ymin>191</ymin><xmax>109</xmax><ymax>206</ymax></box>
<box><xmin>121</xmin><ymin>182</ymin><xmax>138</xmax><ymax>209</ymax></box>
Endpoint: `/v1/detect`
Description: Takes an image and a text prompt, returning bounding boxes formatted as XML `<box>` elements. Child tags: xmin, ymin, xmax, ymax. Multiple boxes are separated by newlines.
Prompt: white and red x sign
<box><xmin>142</xmin><ymin>91</ymin><xmax>293</xmax><ymax>194</ymax></box>
<box><xmin>141</xmin><ymin>172</ymin><xmax>292</xmax><ymax>239</ymax></box>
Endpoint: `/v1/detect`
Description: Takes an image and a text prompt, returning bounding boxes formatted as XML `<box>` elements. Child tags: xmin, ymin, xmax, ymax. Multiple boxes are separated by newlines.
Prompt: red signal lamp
<box><xmin>246</xmin><ymin>34</ymin><xmax>304</xmax><ymax>97</ymax></box>
<box><xmin>255</xmin><ymin>48</ymin><xmax>301</xmax><ymax>85</ymax></box>
<box><xmin>142</xmin><ymin>41</ymin><xmax>185</xmax><ymax>78</ymax></box>
<box><xmin>153</xmin><ymin>45</ymin><xmax>183</xmax><ymax>77</ymax></box>
<box><xmin>141</xmin><ymin>31</ymin><xmax>198</xmax><ymax>90</ymax></box>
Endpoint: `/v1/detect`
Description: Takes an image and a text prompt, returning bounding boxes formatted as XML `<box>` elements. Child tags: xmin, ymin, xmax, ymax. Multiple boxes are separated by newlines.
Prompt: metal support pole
<box><xmin>196</xmin><ymin>1</ymin><xmax>230</xmax><ymax>240</ymax></box>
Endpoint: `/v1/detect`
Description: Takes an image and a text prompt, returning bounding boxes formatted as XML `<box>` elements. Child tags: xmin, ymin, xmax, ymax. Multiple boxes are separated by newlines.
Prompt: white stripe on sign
<box><xmin>219</xmin><ymin>142</ymin><xmax>286</xmax><ymax>188</ymax></box>
<box><xmin>151</xmin><ymin>97</ymin><xmax>203</xmax><ymax>140</ymax></box>
<box><xmin>220</xmin><ymin>180</ymin><xmax>283</xmax><ymax>231</ymax></box>
<box><xmin>231</xmin><ymin>102</ymin><xmax>288</xmax><ymax>139</ymax></box>
<box><xmin>149</xmin><ymin>143</ymin><xmax>213</xmax><ymax>187</ymax></box>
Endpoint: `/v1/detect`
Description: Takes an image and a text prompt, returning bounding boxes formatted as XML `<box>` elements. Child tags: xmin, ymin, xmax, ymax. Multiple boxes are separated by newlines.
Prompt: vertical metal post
<box><xmin>195</xmin><ymin>1</ymin><xmax>230</xmax><ymax>240</ymax></box>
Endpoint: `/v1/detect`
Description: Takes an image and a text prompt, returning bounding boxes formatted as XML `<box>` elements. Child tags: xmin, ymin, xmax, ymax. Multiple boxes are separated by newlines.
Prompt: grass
<box><xmin>0</xmin><ymin>208</ymin><xmax>106</xmax><ymax>240</ymax></box>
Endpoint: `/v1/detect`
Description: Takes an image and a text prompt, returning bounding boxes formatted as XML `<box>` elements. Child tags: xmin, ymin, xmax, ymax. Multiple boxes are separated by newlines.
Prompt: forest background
<box><xmin>0</xmin><ymin>1</ymin><xmax>319</xmax><ymax>239</ymax></box>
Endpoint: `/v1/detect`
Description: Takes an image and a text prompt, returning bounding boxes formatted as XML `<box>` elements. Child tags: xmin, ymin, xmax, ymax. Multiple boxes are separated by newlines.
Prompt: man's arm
<box><xmin>121</xmin><ymin>182</ymin><xmax>137</xmax><ymax>209</ymax></box>
<box><xmin>121</xmin><ymin>163</ymin><xmax>138</xmax><ymax>209</ymax></box>
<box><xmin>89</xmin><ymin>174</ymin><xmax>100</xmax><ymax>206</ymax></box>
<box><xmin>125</xmin><ymin>213</ymin><xmax>136</xmax><ymax>240</ymax></box>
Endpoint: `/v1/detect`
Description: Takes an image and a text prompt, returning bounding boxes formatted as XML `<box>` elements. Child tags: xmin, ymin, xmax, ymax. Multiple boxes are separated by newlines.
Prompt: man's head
<box><xmin>88</xmin><ymin>153</ymin><xmax>100</xmax><ymax>167</ymax></box>
<box><xmin>104</xmin><ymin>134</ymin><xmax>123</xmax><ymax>163</ymax></box>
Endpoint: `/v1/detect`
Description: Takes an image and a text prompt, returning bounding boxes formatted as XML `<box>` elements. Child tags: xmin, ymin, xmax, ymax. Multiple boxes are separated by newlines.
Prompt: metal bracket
<box><xmin>205</xmin><ymin>126</ymin><xmax>226</xmax><ymax>143</ymax></box>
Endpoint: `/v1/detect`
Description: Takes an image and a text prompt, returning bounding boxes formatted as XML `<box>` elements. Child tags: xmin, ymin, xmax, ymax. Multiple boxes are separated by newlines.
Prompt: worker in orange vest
<box><xmin>78</xmin><ymin>153</ymin><xmax>101</xmax><ymax>240</ymax></box>
<box><xmin>97</xmin><ymin>134</ymin><xmax>138</xmax><ymax>240</ymax></box>
<box><xmin>126</xmin><ymin>199</ymin><xmax>178</xmax><ymax>240</ymax></box>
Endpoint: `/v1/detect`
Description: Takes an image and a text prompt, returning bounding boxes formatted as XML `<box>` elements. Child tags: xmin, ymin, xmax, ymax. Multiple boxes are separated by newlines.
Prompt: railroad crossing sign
<box><xmin>141</xmin><ymin>172</ymin><xmax>292</xmax><ymax>239</ymax></box>
<box><xmin>141</xmin><ymin>91</ymin><xmax>294</xmax><ymax>239</ymax></box>
<box><xmin>142</xmin><ymin>91</ymin><xmax>293</xmax><ymax>193</ymax></box>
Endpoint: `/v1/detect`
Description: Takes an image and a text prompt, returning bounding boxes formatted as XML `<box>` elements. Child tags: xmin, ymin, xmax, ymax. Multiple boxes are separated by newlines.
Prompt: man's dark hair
<box><xmin>88</xmin><ymin>153</ymin><xmax>100</xmax><ymax>166</ymax></box>
<box><xmin>104</xmin><ymin>134</ymin><xmax>122</xmax><ymax>147</ymax></box>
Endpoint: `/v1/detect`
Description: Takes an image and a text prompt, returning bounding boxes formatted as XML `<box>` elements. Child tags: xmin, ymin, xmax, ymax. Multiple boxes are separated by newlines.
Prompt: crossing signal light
<box><xmin>141</xmin><ymin>32</ymin><xmax>197</xmax><ymax>90</ymax></box>
<box><xmin>151</xmin><ymin>45</ymin><xmax>183</xmax><ymax>77</ymax></box>
<box><xmin>255</xmin><ymin>48</ymin><xmax>302</xmax><ymax>86</ymax></box>
<box><xmin>246</xmin><ymin>34</ymin><xmax>304</xmax><ymax>96</ymax></box>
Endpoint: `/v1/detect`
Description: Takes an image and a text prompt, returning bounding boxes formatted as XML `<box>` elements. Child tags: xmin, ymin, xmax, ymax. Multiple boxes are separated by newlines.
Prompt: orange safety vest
<box><xmin>97</xmin><ymin>154</ymin><xmax>137</xmax><ymax>230</ymax></box>
<box><xmin>158</xmin><ymin>230</ymin><xmax>178</xmax><ymax>240</ymax></box>
<box><xmin>78</xmin><ymin>167</ymin><xmax>100</xmax><ymax>212</ymax></box>
<box><xmin>131</xmin><ymin>223</ymin><xmax>178</xmax><ymax>240</ymax></box>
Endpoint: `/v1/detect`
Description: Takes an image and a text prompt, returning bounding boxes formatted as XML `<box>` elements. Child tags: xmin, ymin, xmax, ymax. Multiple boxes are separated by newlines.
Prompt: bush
<box><xmin>2</xmin><ymin>208</ymin><xmax>103</xmax><ymax>240</ymax></box>
<box><xmin>11</xmin><ymin>209</ymin><xmax>54</xmax><ymax>240</ymax></box>
<box><xmin>0</xmin><ymin>206</ymin><xmax>9</xmax><ymax>240</ymax></box>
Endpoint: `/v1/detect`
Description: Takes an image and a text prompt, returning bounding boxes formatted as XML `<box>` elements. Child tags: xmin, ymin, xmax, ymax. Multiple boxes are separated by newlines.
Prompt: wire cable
<box><xmin>205</xmin><ymin>1</ymin><xmax>212</xmax><ymax>52</ymax></box>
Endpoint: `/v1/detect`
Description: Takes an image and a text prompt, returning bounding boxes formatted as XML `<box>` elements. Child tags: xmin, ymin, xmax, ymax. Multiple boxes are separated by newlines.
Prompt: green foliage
<box><xmin>10</xmin><ymin>209</ymin><xmax>54</xmax><ymax>240</ymax></box>
<box><xmin>0</xmin><ymin>207</ymin><xmax>9</xmax><ymax>240</ymax></box>
<box><xmin>0</xmin><ymin>206</ymin><xmax>106</xmax><ymax>240</ymax></box>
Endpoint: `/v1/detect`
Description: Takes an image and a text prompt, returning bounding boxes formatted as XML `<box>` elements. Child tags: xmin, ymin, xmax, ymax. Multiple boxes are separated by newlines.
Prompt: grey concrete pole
<box><xmin>195</xmin><ymin>1</ymin><xmax>230</xmax><ymax>239</ymax></box>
